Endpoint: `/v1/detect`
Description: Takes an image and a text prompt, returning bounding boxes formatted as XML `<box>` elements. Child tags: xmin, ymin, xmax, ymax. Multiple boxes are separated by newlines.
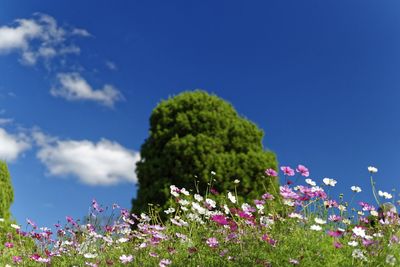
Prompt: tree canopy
<box><xmin>131</xmin><ymin>90</ymin><xmax>278</xmax><ymax>214</ymax></box>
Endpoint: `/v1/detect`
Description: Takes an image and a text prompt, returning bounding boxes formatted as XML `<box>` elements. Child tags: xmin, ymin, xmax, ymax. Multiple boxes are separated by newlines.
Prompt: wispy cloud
<box><xmin>0</xmin><ymin>128</ymin><xmax>30</xmax><ymax>162</ymax></box>
<box><xmin>105</xmin><ymin>61</ymin><xmax>117</xmax><ymax>71</ymax></box>
<box><xmin>0</xmin><ymin>118</ymin><xmax>14</xmax><ymax>125</ymax></box>
<box><xmin>50</xmin><ymin>72</ymin><xmax>123</xmax><ymax>107</ymax></box>
<box><xmin>33</xmin><ymin>131</ymin><xmax>140</xmax><ymax>186</ymax></box>
<box><xmin>0</xmin><ymin>13</ymin><xmax>89</xmax><ymax>66</ymax></box>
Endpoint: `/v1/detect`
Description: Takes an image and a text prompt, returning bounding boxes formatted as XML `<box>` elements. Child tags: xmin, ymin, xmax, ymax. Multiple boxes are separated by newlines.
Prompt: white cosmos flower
<box><xmin>352</xmin><ymin>249</ymin><xmax>366</xmax><ymax>261</ymax></box>
<box><xmin>180</xmin><ymin>188</ymin><xmax>190</xmax><ymax>196</ymax></box>
<box><xmin>348</xmin><ymin>241</ymin><xmax>358</xmax><ymax>247</ymax></box>
<box><xmin>179</xmin><ymin>199</ymin><xmax>190</xmax><ymax>206</ymax></box>
<box><xmin>164</xmin><ymin>207</ymin><xmax>175</xmax><ymax>214</ymax></box>
<box><xmin>227</xmin><ymin>192</ymin><xmax>236</xmax><ymax>204</ymax></box>
<box><xmin>351</xmin><ymin>186</ymin><xmax>362</xmax><ymax>193</ymax></box>
<box><xmin>310</xmin><ymin>225</ymin><xmax>322</xmax><ymax>231</ymax></box>
<box><xmin>352</xmin><ymin>226</ymin><xmax>366</xmax><ymax>238</ymax></box>
<box><xmin>10</xmin><ymin>224</ymin><xmax>20</xmax><ymax>230</ymax></box>
<box><xmin>342</xmin><ymin>218</ymin><xmax>351</xmax><ymax>225</ymax></box>
<box><xmin>323</xmin><ymin>178</ymin><xmax>337</xmax><ymax>187</ymax></box>
<box><xmin>338</xmin><ymin>205</ymin><xmax>347</xmax><ymax>211</ymax></box>
<box><xmin>378</xmin><ymin>190</ymin><xmax>393</xmax><ymax>199</ymax></box>
<box><xmin>314</xmin><ymin>218</ymin><xmax>327</xmax><ymax>225</ymax></box>
<box><xmin>370</xmin><ymin>210</ymin><xmax>378</xmax><ymax>217</ymax></box>
<box><xmin>117</xmin><ymin>237</ymin><xmax>129</xmax><ymax>243</ymax></box>
<box><xmin>205</xmin><ymin>198</ymin><xmax>216</xmax><ymax>208</ymax></box>
<box><xmin>194</xmin><ymin>194</ymin><xmax>203</xmax><ymax>202</ymax></box>
<box><xmin>83</xmin><ymin>253</ymin><xmax>98</xmax><ymax>259</ymax></box>
<box><xmin>170</xmin><ymin>185</ymin><xmax>179</xmax><ymax>197</ymax></box>
<box><xmin>288</xmin><ymin>213</ymin><xmax>304</xmax><ymax>220</ymax></box>
<box><xmin>368</xmin><ymin>166</ymin><xmax>378</xmax><ymax>173</ymax></box>
<box><xmin>305</xmin><ymin>179</ymin><xmax>316</xmax><ymax>186</ymax></box>
<box><xmin>223</xmin><ymin>204</ymin><xmax>230</xmax><ymax>214</ymax></box>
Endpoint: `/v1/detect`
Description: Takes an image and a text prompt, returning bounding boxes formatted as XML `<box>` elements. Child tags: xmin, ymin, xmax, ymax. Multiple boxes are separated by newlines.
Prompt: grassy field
<box><xmin>0</xmin><ymin>165</ymin><xmax>399</xmax><ymax>266</ymax></box>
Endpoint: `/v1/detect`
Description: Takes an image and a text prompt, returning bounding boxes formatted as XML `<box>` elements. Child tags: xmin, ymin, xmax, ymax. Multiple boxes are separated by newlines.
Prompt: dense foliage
<box><xmin>0</xmin><ymin>161</ymin><xmax>14</xmax><ymax>220</ymax></box>
<box><xmin>131</xmin><ymin>90</ymin><xmax>278</xmax><ymax>214</ymax></box>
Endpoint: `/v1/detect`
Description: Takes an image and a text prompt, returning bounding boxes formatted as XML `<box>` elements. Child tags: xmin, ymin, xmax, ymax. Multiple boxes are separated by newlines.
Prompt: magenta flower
<box><xmin>296</xmin><ymin>165</ymin><xmax>309</xmax><ymax>177</ymax></box>
<box><xmin>334</xmin><ymin>241</ymin><xmax>343</xmax><ymax>248</ymax></box>
<box><xmin>211</xmin><ymin>215</ymin><xmax>229</xmax><ymax>226</ymax></box>
<box><xmin>65</xmin><ymin>216</ymin><xmax>78</xmax><ymax>227</ymax></box>
<box><xmin>12</xmin><ymin>256</ymin><xmax>22</xmax><ymax>263</ymax></box>
<box><xmin>280</xmin><ymin>166</ymin><xmax>295</xmax><ymax>176</ymax></box>
<box><xmin>5</xmin><ymin>242</ymin><xmax>13</xmax><ymax>248</ymax></box>
<box><xmin>210</xmin><ymin>188</ymin><xmax>219</xmax><ymax>195</ymax></box>
<box><xmin>206</xmin><ymin>237</ymin><xmax>219</xmax><ymax>248</ymax></box>
<box><xmin>265</xmin><ymin>168</ymin><xmax>278</xmax><ymax>177</ymax></box>
<box><xmin>327</xmin><ymin>230</ymin><xmax>343</xmax><ymax>238</ymax></box>
<box><xmin>262</xmin><ymin>234</ymin><xmax>277</xmax><ymax>246</ymax></box>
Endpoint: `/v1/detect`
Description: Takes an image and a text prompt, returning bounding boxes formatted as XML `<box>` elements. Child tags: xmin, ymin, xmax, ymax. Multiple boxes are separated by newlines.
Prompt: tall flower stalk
<box><xmin>368</xmin><ymin>166</ymin><xmax>380</xmax><ymax>206</ymax></box>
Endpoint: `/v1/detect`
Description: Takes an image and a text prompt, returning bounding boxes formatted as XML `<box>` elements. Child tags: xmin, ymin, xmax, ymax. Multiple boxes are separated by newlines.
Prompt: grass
<box><xmin>0</xmin><ymin>165</ymin><xmax>399</xmax><ymax>266</ymax></box>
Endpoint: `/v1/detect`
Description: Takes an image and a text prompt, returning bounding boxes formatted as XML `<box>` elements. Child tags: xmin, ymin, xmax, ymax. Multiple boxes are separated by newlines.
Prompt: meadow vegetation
<box><xmin>1</xmin><ymin>165</ymin><xmax>400</xmax><ymax>266</ymax></box>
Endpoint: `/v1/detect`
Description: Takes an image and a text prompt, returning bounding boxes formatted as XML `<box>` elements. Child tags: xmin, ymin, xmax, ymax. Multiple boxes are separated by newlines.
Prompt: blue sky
<box><xmin>1</xmin><ymin>0</ymin><xmax>400</xmax><ymax>227</ymax></box>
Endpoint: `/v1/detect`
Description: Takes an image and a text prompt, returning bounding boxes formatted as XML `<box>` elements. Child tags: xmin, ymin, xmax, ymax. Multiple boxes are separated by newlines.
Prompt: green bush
<box><xmin>0</xmin><ymin>161</ymin><xmax>13</xmax><ymax>220</ymax></box>
<box><xmin>131</xmin><ymin>90</ymin><xmax>278</xmax><ymax>214</ymax></box>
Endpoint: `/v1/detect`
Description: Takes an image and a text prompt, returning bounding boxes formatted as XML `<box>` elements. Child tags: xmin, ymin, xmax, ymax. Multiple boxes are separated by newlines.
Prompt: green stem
<box><xmin>370</xmin><ymin>175</ymin><xmax>380</xmax><ymax>207</ymax></box>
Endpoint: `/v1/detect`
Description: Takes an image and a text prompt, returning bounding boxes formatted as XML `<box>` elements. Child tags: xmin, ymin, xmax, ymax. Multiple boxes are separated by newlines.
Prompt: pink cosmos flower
<box><xmin>12</xmin><ymin>256</ymin><xmax>22</xmax><ymax>263</ymax></box>
<box><xmin>358</xmin><ymin>202</ymin><xmax>375</xmax><ymax>211</ymax></box>
<box><xmin>26</xmin><ymin>218</ymin><xmax>37</xmax><ymax>229</ymax></box>
<box><xmin>362</xmin><ymin>239</ymin><xmax>374</xmax><ymax>247</ymax></box>
<box><xmin>265</xmin><ymin>168</ymin><xmax>278</xmax><ymax>177</ymax></box>
<box><xmin>280</xmin><ymin>185</ymin><xmax>299</xmax><ymax>200</ymax></box>
<box><xmin>5</xmin><ymin>242</ymin><xmax>13</xmax><ymax>248</ymax></box>
<box><xmin>296</xmin><ymin>165</ymin><xmax>309</xmax><ymax>177</ymax></box>
<box><xmin>159</xmin><ymin>259</ymin><xmax>172</xmax><ymax>267</ymax></box>
<box><xmin>281</xmin><ymin>166</ymin><xmax>295</xmax><ymax>176</ymax></box>
<box><xmin>92</xmin><ymin>199</ymin><xmax>104</xmax><ymax>213</ymax></box>
<box><xmin>119</xmin><ymin>255</ymin><xmax>133</xmax><ymax>264</ymax></box>
<box><xmin>262</xmin><ymin>193</ymin><xmax>275</xmax><ymax>200</ymax></box>
<box><xmin>328</xmin><ymin>215</ymin><xmax>342</xmax><ymax>222</ymax></box>
<box><xmin>206</xmin><ymin>237</ymin><xmax>219</xmax><ymax>248</ymax></box>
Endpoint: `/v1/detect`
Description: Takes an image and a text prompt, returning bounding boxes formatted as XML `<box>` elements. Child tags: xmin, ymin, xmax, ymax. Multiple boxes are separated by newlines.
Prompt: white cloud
<box><xmin>72</xmin><ymin>28</ymin><xmax>91</xmax><ymax>37</ymax></box>
<box><xmin>34</xmin><ymin>131</ymin><xmax>139</xmax><ymax>186</ymax></box>
<box><xmin>0</xmin><ymin>128</ymin><xmax>30</xmax><ymax>162</ymax></box>
<box><xmin>0</xmin><ymin>13</ymin><xmax>89</xmax><ymax>65</ymax></box>
<box><xmin>105</xmin><ymin>61</ymin><xmax>117</xmax><ymax>71</ymax></box>
<box><xmin>50</xmin><ymin>72</ymin><xmax>123</xmax><ymax>107</ymax></box>
<box><xmin>0</xmin><ymin>118</ymin><xmax>13</xmax><ymax>125</ymax></box>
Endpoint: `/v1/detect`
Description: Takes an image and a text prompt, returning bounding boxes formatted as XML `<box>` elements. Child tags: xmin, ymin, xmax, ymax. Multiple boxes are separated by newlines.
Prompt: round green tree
<box><xmin>0</xmin><ymin>161</ymin><xmax>14</xmax><ymax>220</ymax></box>
<box><xmin>131</xmin><ymin>90</ymin><xmax>278</xmax><ymax>214</ymax></box>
